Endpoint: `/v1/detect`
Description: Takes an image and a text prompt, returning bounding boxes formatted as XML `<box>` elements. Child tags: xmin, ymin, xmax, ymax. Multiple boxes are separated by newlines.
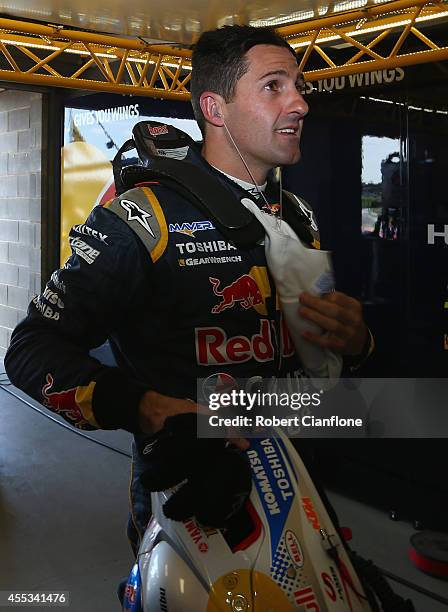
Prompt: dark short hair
<box><xmin>191</xmin><ymin>25</ymin><xmax>298</xmax><ymax>134</ymax></box>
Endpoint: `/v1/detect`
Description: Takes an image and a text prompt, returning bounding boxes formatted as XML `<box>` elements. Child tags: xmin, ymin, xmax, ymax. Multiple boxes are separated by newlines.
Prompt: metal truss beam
<box><xmin>0</xmin><ymin>1</ymin><xmax>446</xmax><ymax>98</ymax></box>
<box><xmin>278</xmin><ymin>0</ymin><xmax>448</xmax><ymax>80</ymax></box>
<box><xmin>0</xmin><ymin>18</ymin><xmax>192</xmax><ymax>99</ymax></box>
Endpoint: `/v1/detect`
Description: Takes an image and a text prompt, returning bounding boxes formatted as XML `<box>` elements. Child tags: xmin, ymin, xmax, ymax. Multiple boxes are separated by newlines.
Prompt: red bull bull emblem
<box><xmin>209</xmin><ymin>275</ymin><xmax>263</xmax><ymax>314</ymax></box>
<box><xmin>41</xmin><ymin>373</ymin><xmax>89</xmax><ymax>428</ymax></box>
<box><xmin>262</xmin><ymin>203</ymin><xmax>281</xmax><ymax>216</ymax></box>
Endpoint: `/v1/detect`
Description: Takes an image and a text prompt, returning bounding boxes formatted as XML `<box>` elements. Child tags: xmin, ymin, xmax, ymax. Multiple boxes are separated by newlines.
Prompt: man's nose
<box><xmin>296</xmin><ymin>93</ymin><xmax>309</xmax><ymax>118</ymax></box>
<box><xmin>290</xmin><ymin>88</ymin><xmax>309</xmax><ymax>118</ymax></box>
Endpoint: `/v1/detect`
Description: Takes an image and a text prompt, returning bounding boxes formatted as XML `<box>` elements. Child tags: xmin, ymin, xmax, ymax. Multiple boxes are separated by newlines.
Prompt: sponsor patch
<box><xmin>209</xmin><ymin>267</ymin><xmax>271</xmax><ymax>316</ymax></box>
<box><xmin>33</xmin><ymin>296</ymin><xmax>60</xmax><ymax>321</ymax></box>
<box><xmin>294</xmin><ymin>586</ymin><xmax>321</xmax><ymax>610</ymax></box>
<box><xmin>210</xmin><ymin>275</ymin><xmax>263</xmax><ymax>314</ymax></box>
<box><xmin>42</xmin><ymin>287</ymin><xmax>64</xmax><ymax>310</ymax></box>
<box><xmin>148</xmin><ymin>124</ymin><xmax>169</xmax><ymax>137</ymax></box>
<box><xmin>285</xmin><ymin>530</ymin><xmax>304</xmax><ymax>568</ymax></box>
<box><xmin>175</xmin><ymin>240</ymin><xmax>236</xmax><ymax>255</ymax></box>
<box><xmin>183</xmin><ymin>519</ymin><xmax>209</xmax><ymax>553</ymax></box>
<box><xmin>195</xmin><ymin>319</ymin><xmax>274</xmax><ymax>366</ymax></box>
<box><xmin>248</xmin><ymin>439</ymin><xmax>294</xmax><ymax>575</ymax></box>
<box><xmin>196</xmin><ymin>316</ymin><xmax>293</xmax><ymax>366</ymax></box>
<box><xmin>69</xmin><ymin>237</ymin><xmax>101</xmax><ymax>265</ymax></box>
<box><xmin>302</xmin><ymin>496</ymin><xmax>321</xmax><ymax>531</ymax></box>
<box><xmin>296</xmin><ymin>197</ymin><xmax>318</xmax><ymax>232</ymax></box>
<box><xmin>120</xmin><ymin>199</ymin><xmax>155</xmax><ymax>237</ymax></box>
<box><xmin>169</xmin><ymin>220</ymin><xmax>215</xmax><ymax>238</ymax></box>
<box><xmin>262</xmin><ymin>203</ymin><xmax>281</xmax><ymax>216</ymax></box>
<box><xmin>179</xmin><ymin>255</ymin><xmax>242</xmax><ymax>267</ymax></box>
<box><xmin>202</xmin><ymin>373</ymin><xmax>239</xmax><ymax>400</ymax></box>
<box><xmin>50</xmin><ymin>271</ymin><xmax>66</xmax><ymax>293</ymax></box>
<box><xmin>41</xmin><ymin>373</ymin><xmax>89</xmax><ymax>427</ymax></box>
<box><xmin>156</xmin><ymin>146</ymin><xmax>189</xmax><ymax>160</ymax></box>
<box><xmin>72</xmin><ymin>224</ymin><xmax>109</xmax><ymax>244</ymax></box>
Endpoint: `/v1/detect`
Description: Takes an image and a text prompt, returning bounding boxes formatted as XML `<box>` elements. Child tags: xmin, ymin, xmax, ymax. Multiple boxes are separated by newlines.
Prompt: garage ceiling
<box><xmin>0</xmin><ymin>0</ymin><xmax>446</xmax><ymax>97</ymax></box>
<box><xmin>0</xmin><ymin>0</ymin><xmax>404</xmax><ymax>44</ymax></box>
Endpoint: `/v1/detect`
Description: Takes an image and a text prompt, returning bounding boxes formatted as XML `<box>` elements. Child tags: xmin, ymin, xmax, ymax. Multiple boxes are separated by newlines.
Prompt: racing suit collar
<box><xmin>185</xmin><ymin>143</ymin><xmax>278</xmax><ymax>205</ymax></box>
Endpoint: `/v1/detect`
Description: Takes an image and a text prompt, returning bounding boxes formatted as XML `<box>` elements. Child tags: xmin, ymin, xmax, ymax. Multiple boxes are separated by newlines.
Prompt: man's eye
<box><xmin>265</xmin><ymin>81</ymin><xmax>279</xmax><ymax>91</ymax></box>
<box><xmin>296</xmin><ymin>81</ymin><xmax>306</xmax><ymax>94</ymax></box>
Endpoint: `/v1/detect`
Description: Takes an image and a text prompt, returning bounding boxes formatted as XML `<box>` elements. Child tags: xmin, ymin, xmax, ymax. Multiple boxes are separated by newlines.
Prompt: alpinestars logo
<box><xmin>120</xmin><ymin>199</ymin><xmax>155</xmax><ymax>237</ymax></box>
<box><xmin>297</xmin><ymin>199</ymin><xmax>318</xmax><ymax>232</ymax></box>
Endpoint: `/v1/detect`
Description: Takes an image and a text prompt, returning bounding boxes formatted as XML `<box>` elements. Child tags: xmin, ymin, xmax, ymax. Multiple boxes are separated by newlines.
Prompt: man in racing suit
<box><xmin>5</xmin><ymin>26</ymin><xmax>371</xmax><ymax>553</ymax></box>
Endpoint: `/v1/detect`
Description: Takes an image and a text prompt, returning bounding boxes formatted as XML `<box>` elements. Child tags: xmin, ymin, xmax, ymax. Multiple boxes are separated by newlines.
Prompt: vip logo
<box><xmin>121</xmin><ymin>199</ymin><xmax>155</xmax><ymax>237</ymax></box>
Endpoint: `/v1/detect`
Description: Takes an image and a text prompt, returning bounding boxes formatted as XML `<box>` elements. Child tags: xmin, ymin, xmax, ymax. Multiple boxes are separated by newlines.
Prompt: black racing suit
<box><xmin>5</xmin><ymin>147</ymin><xmax>339</xmax><ymax>549</ymax></box>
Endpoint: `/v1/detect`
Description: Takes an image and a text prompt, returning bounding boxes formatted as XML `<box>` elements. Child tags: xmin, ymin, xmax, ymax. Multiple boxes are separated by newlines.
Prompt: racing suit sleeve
<box><xmin>4</xmin><ymin>204</ymin><xmax>150</xmax><ymax>433</ymax></box>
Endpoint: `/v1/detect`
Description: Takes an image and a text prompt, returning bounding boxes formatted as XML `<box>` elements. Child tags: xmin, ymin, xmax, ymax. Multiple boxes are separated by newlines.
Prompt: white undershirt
<box><xmin>211</xmin><ymin>165</ymin><xmax>267</xmax><ymax>198</ymax></box>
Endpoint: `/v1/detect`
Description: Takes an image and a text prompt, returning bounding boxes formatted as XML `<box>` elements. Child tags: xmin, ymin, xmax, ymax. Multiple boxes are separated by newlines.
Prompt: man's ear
<box><xmin>200</xmin><ymin>92</ymin><xmax>224</xmax><ymax>126</ymax></box>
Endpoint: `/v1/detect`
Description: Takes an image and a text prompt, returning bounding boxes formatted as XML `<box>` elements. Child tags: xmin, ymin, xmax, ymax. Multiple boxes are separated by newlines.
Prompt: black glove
<box><xmin>140</xmin><ymin>413</ymin><xmax>252</xmax><ymax>526</ymax></box>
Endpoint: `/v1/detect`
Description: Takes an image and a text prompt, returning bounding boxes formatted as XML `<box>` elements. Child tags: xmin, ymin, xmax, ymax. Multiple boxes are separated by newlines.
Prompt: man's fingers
<box><xmin>302</xmin><ymin>330</ymin><xmax>346</xmax><ymax>351</ymax></box>
<box><xmin>299</xmin><ymin>293</ymin><xmax>357</xmax><ymax>327</ymax></box>
<box><xmin>139</xmin><ymin>391</ymin><xmax>199</xmax><ymax>434</ymax></box>
<box><xmin>299</xmin><ymin>305</ymin><xmax>351</xmax><ymax>337</ymax></box>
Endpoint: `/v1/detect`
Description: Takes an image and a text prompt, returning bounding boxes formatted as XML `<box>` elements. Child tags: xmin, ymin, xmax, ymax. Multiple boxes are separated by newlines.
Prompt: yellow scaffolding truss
<box><xmin>0</xmin><ymin>0</ymin><xmax>446</xmax><ymax>98</ymax></box>
<box><xmin>280</xmin><ymin>0</ymin><xmax>448</xmax><ymax>80</ymax></box>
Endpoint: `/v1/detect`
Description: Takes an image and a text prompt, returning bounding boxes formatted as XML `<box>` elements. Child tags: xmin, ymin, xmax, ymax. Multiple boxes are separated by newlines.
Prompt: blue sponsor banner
<box><xmin>248</xmin><ymin>438</ymin><xmax>294</xmax><ymax>558</ymax></box>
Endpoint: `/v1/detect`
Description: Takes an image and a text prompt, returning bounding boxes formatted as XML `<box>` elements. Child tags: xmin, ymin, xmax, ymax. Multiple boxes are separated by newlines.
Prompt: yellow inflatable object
<box><xmin>60</xmin><ymin>142</ymin><xmax>113</xmax><ymax>265</ymax></box>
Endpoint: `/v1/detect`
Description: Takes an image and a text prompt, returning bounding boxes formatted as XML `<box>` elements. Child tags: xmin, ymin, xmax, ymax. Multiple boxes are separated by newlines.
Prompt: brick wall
<box><xmin>0</xmin><ymin>90</ymin><xmax>42</xmax><ymax>357</ymax></box>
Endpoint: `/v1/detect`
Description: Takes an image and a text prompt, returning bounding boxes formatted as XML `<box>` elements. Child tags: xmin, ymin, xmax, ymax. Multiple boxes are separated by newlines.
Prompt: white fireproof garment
<box><xmin>242</xmin><ymin>198</ymin><xmax>343</xmax><ymax>380</ymax></box>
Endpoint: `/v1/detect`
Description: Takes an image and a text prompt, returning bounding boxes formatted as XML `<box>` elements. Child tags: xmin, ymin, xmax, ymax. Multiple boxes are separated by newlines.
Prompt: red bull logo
<box><xmin>41</xmin><ymin>373</ymin><xmax>89</xmax><ymax>428</ymax></box>
<box><xmin>262</xmin><ymin>203</ymin><xmax>281</xmax><ymax>216</ymax></box>
<box><xmin>195</xmin><ymin>318</ymin><xmax>294</xmax><ymax>366</ymax></box>
<box><xmin>209</xmin><ymin>275</ymin><xmax>264</xmax><ymax>314</ymax></box>
<box><xmin>196</xmin><ymin>319</ymin><xmax>274</xmax><ymax>365</ymax></box>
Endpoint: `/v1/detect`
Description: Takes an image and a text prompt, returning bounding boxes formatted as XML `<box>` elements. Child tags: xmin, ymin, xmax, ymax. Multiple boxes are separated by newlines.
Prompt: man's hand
<box><xmin>298</xmin><ymin>291</ymin><xmax>367</xmax><ymax>356</ymax></box>
<box><xmin>139</xmin><ymin>390</ymin><xmax>249</xmax><ymax>450</ymax></box>
<box><xmin>139</xmin><ymin>413</ymin><xmax>252</xmax><ymax>526</ymax></box>
<box><xmin>139</xmin><ymin>390</ymin><xmax>197</xmax><ymax>434</ymax></box>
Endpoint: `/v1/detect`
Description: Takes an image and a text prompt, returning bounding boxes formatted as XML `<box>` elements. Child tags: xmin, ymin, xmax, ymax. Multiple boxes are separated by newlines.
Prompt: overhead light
<box><xmin>250</xmin><ymin>11</ymin><xmax>314</xmax><ymax>26</ymax></box>
<box><xmin>290</xmin><ymin>8</ymin><xmax>448</xmax><ymax>49</ymax></box>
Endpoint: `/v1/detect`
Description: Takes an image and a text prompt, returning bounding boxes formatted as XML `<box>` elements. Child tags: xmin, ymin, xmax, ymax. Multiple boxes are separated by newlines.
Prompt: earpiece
<box><xmin>214</xmin><ymin>111</ymin><xmax>222</xmax><ymax>118</ymax></box>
